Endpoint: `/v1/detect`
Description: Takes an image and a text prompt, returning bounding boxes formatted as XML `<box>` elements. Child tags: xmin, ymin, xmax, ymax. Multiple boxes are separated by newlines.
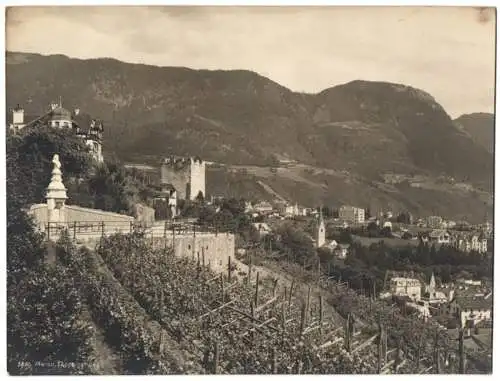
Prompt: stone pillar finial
<box><xmin>46</xmin><ymin>154</ymin><xmax>67</xmax><ymax>200</ymax></box>
<box><xmin>46</xmin><ymin>154</ymin><xmax>67</xmax><ymax>227</ymax></box>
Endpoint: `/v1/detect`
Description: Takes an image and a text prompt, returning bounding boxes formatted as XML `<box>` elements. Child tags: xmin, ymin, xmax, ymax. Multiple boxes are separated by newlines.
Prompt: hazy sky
<box><xmin>6</xmin><ymin>6</ymin><xmax>496</xmax><ymax>117</ymax></box>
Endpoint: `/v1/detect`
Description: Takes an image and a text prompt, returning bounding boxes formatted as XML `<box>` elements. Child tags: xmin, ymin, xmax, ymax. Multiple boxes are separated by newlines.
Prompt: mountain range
<box><xmin>5</xmin><ymin>51</ymin><xmax>494</xmax><ymax>222</ymax></box>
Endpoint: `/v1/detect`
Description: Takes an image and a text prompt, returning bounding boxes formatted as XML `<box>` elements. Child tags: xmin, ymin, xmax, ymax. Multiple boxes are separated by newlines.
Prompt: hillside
<box><xmin>454</xmin><ymin>113</ymin><xmax>494</xmax><ymax>154</ymax></box>
<box><xmin>5</xmin><ymin>51</ymin><xmax>494</xmax><ymax>222</ymax></box>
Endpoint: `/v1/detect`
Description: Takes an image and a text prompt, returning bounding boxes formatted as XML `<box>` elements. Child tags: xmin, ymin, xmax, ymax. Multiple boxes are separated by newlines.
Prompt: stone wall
<box><xmin>160</xmin><ymin>162</ymin><xmax>190</xmax><ymax>199</ymax></box>
<box><xmin>148</xmin><ymin>232</ymin><xmax>235</xmax><ymax>273</ymax></box>
<box><xmin>29</xmin><ymin>203</ymin><xmax>135</xmax><ymax>239</ymax></box>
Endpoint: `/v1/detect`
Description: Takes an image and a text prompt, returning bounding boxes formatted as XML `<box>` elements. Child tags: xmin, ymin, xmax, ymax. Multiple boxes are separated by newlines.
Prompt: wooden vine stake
<box><xmin>393</xmin><ymin>338</ymin><xmax>402</xmax><ymax>372</ymax></box>
<box><xmin>220</xmin><ymin>274</ymin><xmax>225</xmax><ymax>303</ymax></box>
<box><xmin>299</xmin><ymin>302</ymin><xmax>306</xmax><ymax>336</ymax></box>
<box><xmin>319</xmin><ymin>295</ymin><xmax>324</xmax><ymax>335</ymax></box>
<box><xmin>345</xmin><ymin>313</ymin><xmax>353</xmax><ymax>353</ymax></box>
<box><xmin>281</xmin><ymin>300</ymin><xmax>286</xmax><ymax>345</ymax></box>
<box><xmin>273</xmin><ymin>278</ymin><xmax>279</xmax><ymax>298</ymax></box>
<box><xmin>159</xmin><ymin>288</ymin><xmax>164</xmax><ymax>353</ymax></box>
<box><xmin>459</xmin><ymin>328</ymin><xmax>465</xmax><ymax>374</ymax></box>
<box><xmin>306</xmin><ymin>286</ymin><xmax>312</xmax><ymax>322</ymax></box>
<box><xmin>227</xmin><ymin>256</ymin><xmax>232</xmax><ymax>283</ymax></box>
<box><xmin>271</xmin><ymin>347</ymin><xmax>278</xmax><ymax>374</ymax></box>
<box><xmin>288</xmin><ymin>280</ymin><xmax>294</xmax><ymax>312</ymax></box>
<box><xmin>213</xmin><ymin>341</ymin><xmax>220</xmax><ymax>374</ymax></box>
<box><xmin>247</xmin><ymin>255</ymin><xmax>253</xmax><ymax>285</ymax></box>
<box><xmin>203</xmin><ymin>344</ymin><xmax>210</xmax><ymax>371</ymax></box>
<box><xmin>254</xmin><ymin>272</ymin><xmax>260</xmax><ymax>306</ymax></box>
<box><xmin>377</xmin><ymin>320</ymin><xmax>384</xmax><ymax>374</ymax></box>
<box><xmin>250</xmin><ymin>301</ymin><xmax>256</xmax><ymax>344</ymax></box>
<box><xmin>433</xmin><ymin>329</ymin><xmax>441</xmax><ymax>374</ymax></box>
<box><xmin>415</xmin><ymin>330</ymin><xmax>424</xmax><ymax>372</ymax></box>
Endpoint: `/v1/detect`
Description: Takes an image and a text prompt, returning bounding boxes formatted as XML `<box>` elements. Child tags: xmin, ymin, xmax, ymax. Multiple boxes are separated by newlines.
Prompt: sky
<box><xmin>5</xmin><ymin>6</ymin><xmax>496</xmax><ymax>117</ymax></box>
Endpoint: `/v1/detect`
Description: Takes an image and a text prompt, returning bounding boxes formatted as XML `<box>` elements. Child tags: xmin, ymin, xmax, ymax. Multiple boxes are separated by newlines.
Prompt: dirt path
<box><xmin>81</xmin><ymin>305</ymin><xmax>123</xmax><ymax>375</ymax></box>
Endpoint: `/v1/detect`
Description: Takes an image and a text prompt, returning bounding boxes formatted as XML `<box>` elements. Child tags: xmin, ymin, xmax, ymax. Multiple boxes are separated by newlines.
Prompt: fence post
<box><xmin>228</xmin><ymin>256</ymin><xmax>232</xmax><ymax>283</ymax></box>
<box><xmin>73</xmin><ymin>221</ymin><xmax>77</xmax><ymax>241</ymax></box>
<box><xmin>101</xmin><ymin>221</ymin><xmax>105</xmax><ymax>237</ymax></box>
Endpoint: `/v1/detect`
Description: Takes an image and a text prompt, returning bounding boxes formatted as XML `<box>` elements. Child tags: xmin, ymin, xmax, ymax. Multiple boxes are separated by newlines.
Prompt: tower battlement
<box><xmin>160</xmin><ymin>155</ymin><xmax>206</xmax><ymax>201</ymax></box>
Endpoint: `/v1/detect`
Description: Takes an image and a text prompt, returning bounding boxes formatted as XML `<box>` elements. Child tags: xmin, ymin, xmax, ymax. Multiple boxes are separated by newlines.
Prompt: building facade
<box><xmin>160</xmin><ymin>156</ymin><xmax>206</xmax><ymax>201</ymax></box>
<box><xmin>339</xmin><ymin>205</ymin><xmax>365</xmax><ymax>224</ymax></box>
<box><xmin>389</xmin><ymin>277</ymin><xmax>422</xmax><ymax>301</ymax></box>
<box><xmin>8</xmin><ymin>101</ymin><xmax>104</xmax><ymax>163</ymax></box>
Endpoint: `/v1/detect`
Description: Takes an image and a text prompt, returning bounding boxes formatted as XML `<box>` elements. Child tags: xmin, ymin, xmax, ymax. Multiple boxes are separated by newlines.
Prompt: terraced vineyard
<box><xmin>58</xmin><ymin>230</ymin><xmax>470</xmax><ymax>374</ymax></box>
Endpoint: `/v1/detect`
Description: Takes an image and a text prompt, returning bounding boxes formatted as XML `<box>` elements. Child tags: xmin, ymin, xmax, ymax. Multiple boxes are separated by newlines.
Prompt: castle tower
<box><xmin>46</xmin><ymin>154</ymin><xmax>68</xmax><ymax>226</ymax></box>
<box><xmin>316</xmin><ymin>207</ymin><xmax>326</xmax><ymax>248</ymax></box>
<box><xmin>160</xmin><ymin>156</ymin><xmax>206</xmax><ymax>201</ymax></box>
<box><xmin>189</xmin><ymin>157</ymin><xmax>206</xmax><ymax>200</ymax></box>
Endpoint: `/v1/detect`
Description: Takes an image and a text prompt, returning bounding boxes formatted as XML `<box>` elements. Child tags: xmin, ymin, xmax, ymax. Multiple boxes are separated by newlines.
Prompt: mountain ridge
<box><xmin>5</xmin><ymin>51</ymin><xmax>494</xmax><ymax>222</ymax></box>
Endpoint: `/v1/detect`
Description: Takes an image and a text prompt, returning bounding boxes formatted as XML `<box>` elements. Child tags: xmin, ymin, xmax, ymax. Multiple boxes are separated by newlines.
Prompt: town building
<box><xmin>253</xmin><ymin>201</ymin><xmax>274</xmax><ymax>214</ymax></box>
<box><xmin>8</xmin><ymin>101</ymin><xmax>104</xmax><ymax>163</ymax></box>
<box><xmin>452</xmin><ymin>233</ymin><xmax>488</xmax><ymax>254</ymax></box>
<box><xmin>438</xmin><ymin>293</ymin><xmax>493</xmax><ymax>328</ymax></box>
<box><xmin>160</xmin><ymin>156</ymin><xmax>206</xmax><ymax>201</ymax></box>
<box><xmin>339</xmin><ymin>205</ymin><xmax>365</xmax><ymax>224</ymax></box>
<box><xmin>428</xmin><ymin>229</ymin><xmax>451</xmax><ymax>245</ymax></box>
<box><xmin>334</xmin><ymin>244</ymin><xmax>350</xmax><ymax>259</ymax></box>
<box><xmin>251</xmin><ymin>222</ymin><xmax>272</xmax><ymax>238</ymax></box>
<box><xmin>426</xmin><ymin>215</ymin><xmax>444</xmax><ymax>229</ymax></box>
<box><xmin>389</xmin><ymin>277</ymin><xmax>422</xmax><ymax>301</ymax></box>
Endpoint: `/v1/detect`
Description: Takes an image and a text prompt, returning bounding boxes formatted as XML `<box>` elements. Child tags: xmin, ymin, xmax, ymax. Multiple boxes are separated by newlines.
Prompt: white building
<box><xmin>251</xmin><ymin>222</ymin><xmax>272</xmax><ymax>238</ymax></box>
<box><xmin>253</xmin><ymin>201</ymin><xmax>274</xmax><ymax>214</ymax></box>
<box><xmin>439</xmin><ymin>294</ymin><xmax>493</xmax><ymax>328</ymax></box>
<box><xmin>427</xmin><ymin>216</ymin><xmax>444</xmax><ymax>229</ymax></box>
<box><xmin>390</xmin><ymin>277</ymin><xmax>422</xmax><ymax>301</ymax></box>
<box><xmin>428</xmin><ymin>229</ymin><xmax>451</xmax><ymax>244</ymax></box>
<box><xmin>453</xmin><ymin>233</ymin><xmax>488</xmax><ymax>254</ymax></box>
<box><xmin>339</xmin><ymin>205</ymin><xmax>365</xmax><ymax>224</ymax></box>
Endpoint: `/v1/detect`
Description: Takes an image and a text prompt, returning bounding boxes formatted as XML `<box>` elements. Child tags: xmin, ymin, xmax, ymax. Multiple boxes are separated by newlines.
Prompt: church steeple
<box><xmin>316</xmin><ymin>205</ymin><xmax>326</xmax><ymax>248</ymax></box>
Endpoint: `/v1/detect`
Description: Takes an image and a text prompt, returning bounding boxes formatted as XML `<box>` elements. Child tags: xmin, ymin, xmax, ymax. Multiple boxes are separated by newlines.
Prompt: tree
<box><xmin>195</xmin><ymin>191</ymin><xmax>205</xmax><ymax>203</ymax></box>
<box><xmin>7</xmin><ymin>264</ymin><xmax>95</xmax><ymax>375</ymax></box>
<box><xmin>277</xmin><ymin>225</ymin><xmax>316</xmax><ymax>263</ymax></box>
<box><xmin>7</xmin><ymin>127</ymin><xmax>92</xmax><ymax>204</ymax></box>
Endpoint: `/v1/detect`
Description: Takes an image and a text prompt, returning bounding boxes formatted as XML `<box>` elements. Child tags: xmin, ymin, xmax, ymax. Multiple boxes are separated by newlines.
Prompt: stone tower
<box><xmin>160</xmin><ymin>156</ymin><xmax>206</xmax><ymax>201</ymax></box>
<box><xmin>316</xmin><ymin>208</ymin><xmax>326</xmax><ymax>248</ymax></box>
<box><xmin>46</xmin><ymin>154</ymin><xmax>68</xmax><ymax>226</ymax></box>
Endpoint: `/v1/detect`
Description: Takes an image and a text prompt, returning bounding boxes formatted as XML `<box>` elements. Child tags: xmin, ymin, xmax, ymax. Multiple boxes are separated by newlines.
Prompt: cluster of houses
<box><xmin>383</xmin><ymin>274</ymin><xmax>493</xmax><ymax>332</ymax></box>
<box><xmin>416</xmin><ymin>229</ymin><xmax>489</xmax><ymax>253</ymax></box>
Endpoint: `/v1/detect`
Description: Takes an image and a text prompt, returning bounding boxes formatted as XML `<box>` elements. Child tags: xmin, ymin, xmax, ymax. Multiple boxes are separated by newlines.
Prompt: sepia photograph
<box><xmin>3</xmin><ymin>3</ymin><xmax>496</xmax><ymax>376</ymax></box>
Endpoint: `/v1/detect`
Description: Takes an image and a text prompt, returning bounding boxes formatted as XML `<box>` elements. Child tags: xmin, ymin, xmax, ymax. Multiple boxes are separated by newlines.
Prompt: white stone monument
<box><xmin>46</xmin><ymin>154</ymin><xmax>67</xmax><ymax>226</ymax></box>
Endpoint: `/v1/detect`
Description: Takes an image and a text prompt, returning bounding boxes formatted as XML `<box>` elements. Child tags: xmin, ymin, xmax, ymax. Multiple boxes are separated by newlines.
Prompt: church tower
<box><xmin>316</xmin><ymin>207</ymin><xmax>326</xmax><ymax>248</ymax></box>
